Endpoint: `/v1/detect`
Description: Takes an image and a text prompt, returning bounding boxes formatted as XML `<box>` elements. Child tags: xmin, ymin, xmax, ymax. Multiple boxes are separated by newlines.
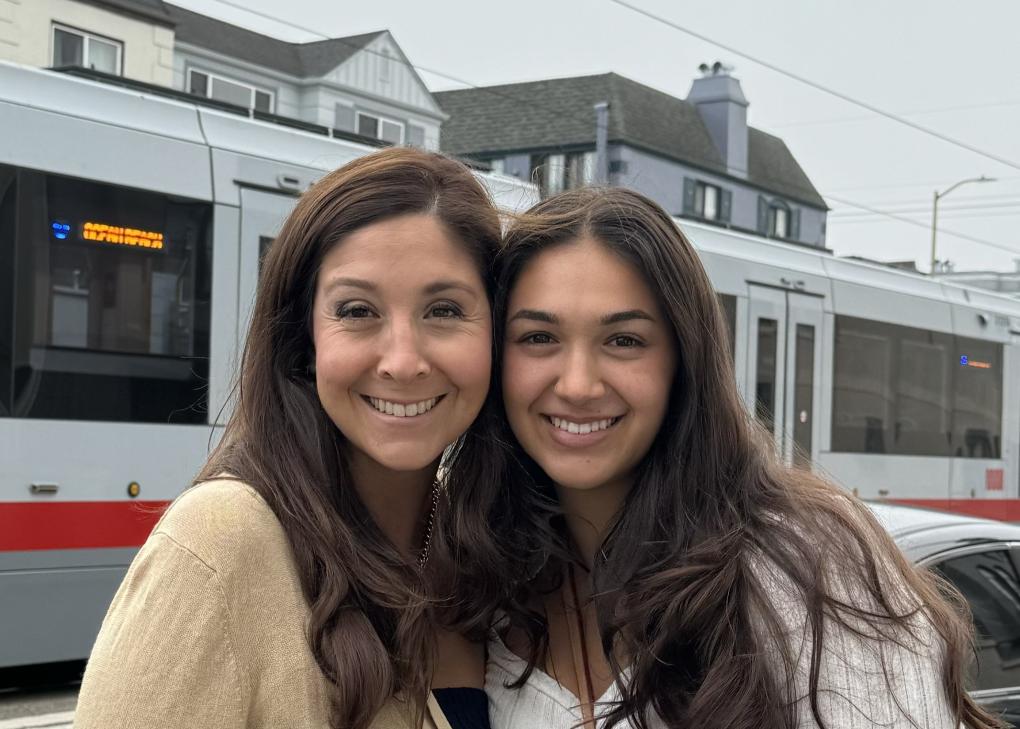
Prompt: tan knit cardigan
<box><xmin>75</xmin><ymin>479</ymin><xmax>454</xmax><ymax>729</ymax></box>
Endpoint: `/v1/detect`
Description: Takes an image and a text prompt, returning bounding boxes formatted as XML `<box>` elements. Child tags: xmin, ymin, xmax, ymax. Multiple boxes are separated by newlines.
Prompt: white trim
<box><xmin>186</xmin><ymin>67</ymin><xmax>275</xmax><ymax>113</ymax></box>
<box><xmin>174</xmin><ymin>41</ymin><xmax>448</xmax><ymax>122</ymax></box>
<box><xmin>52</xmin><ymin>23</ymin><xmax>123</xmax><ymax>76</ymax></box>
<box><xmin>355</xmin><ymin>110</ymin><xmax>404</xmax><ymax>143</ymax></box>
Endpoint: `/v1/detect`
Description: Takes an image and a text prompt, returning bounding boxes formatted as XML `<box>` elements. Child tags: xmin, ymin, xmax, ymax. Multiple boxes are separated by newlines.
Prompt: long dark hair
<box><xmin>490</xmin><ymin>187</ymin><xmax>1003</xmax><ymax>729</ymax></box>
<box><xmin>197</xmin><ymin>148</ymin><xmax>514</xmax><ymax>729</ymax></box>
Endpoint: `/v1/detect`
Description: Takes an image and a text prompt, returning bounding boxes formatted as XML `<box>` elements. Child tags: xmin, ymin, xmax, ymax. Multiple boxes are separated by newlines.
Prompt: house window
<box><xmin>531</xmin><ymin>151</ymin><xmax>595</xmax><ymax>196</ymax></box>
<box><xmin>489</xmin><ymin>159</ymin><xmax>505</xmax><ymax>175</ymax></box>
<box><xmin>187</xmin><ymin>69</ymin><xmax>274</xmax><ymax>113</ymax></box>
<box><xmin>52</xmin><ymin>24</ymin><xmax>122</xmax><ymax>75</ymax></box>
<box><xmin>769</xmin><ymin>205</ymin><xmax>789</xmax><ymax>238</ymax></box>
<box><xmin>694</xmin><ymin>181</ymin><xmax>721</xmax><ymax>220</ymax></box>
<box><xmin>356</xmin><ymin>112</ymin><xmax>404</xmax><ymax>144</ymax></box>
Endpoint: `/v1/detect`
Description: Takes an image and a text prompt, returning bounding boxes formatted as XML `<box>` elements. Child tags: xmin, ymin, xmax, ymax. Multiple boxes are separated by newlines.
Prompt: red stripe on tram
<box><xmin>0</xmin><ymin>501</ymin><xmax>171</xmax><ymax>551</ymax></box>
<box><xmin>888</xmin><ymin>498</ymin><xmax>1020</xmax><ymax>522</ymax></box>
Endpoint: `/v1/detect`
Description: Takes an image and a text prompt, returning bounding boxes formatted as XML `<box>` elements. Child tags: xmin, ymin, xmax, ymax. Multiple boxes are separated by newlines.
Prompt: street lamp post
<box><xmin>930</xmin><ymin>175</ymin><xmax>995</xmax><ymax>274</ymax></box>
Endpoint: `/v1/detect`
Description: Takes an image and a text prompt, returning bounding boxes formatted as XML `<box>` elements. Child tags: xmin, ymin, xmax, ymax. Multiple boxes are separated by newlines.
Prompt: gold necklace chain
<box><xmin>417</xmin><ymin>480</ymin><xmax>441</xmax><ymax>570</ymax></box>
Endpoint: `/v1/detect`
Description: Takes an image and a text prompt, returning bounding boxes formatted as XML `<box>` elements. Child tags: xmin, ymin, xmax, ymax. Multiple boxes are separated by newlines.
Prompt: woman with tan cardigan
<box><xmin>75</xmin><ymin>148</ymin><xmax>514</xmax><ymax>729</ymax></box>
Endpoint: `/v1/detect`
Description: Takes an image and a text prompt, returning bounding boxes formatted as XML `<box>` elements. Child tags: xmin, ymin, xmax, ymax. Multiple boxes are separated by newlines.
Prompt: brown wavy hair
<box><xmin>488</xmin><ymin>186</ymin><xmax>1004</xmax><ymax>729</ymax></box>
<box><xmin>197</xmin><ymin>147</ymin><xmax>520</xmax><ymax>729</ymax></box>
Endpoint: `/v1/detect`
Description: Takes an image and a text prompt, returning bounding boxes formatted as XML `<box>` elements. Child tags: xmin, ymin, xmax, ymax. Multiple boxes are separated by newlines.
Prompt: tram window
<box><xmin>953</xmin><ymin>337</ymin><xmax>1002</xmax><ymax>458</ymax></box>
<box><xmin>755</xmin><ymin>318</ymin><xmax>778</xmax><ymax>432</ymax></box>
<box><xmin>1</xmin><ymin>165</ymin><xmax>212</xmax><ymax>423</ymax></box>
<box><xmin>0</xmin><ymin>167</ymin><xmax>15</xmax><ymax>416</ymax></box>
<box><xmin>718</xmin><ymin>294</ymin><xmax>736</xmax><ymax>363</ymax></box>
<box><xmin>832</xmin><ymin>315</ymin><xmax>1000</xmax><ymax>458</ymax></box>
<box><xmin>792</xmin><ymin>324</ymin><xmax>815</xmax><ymax>467</ymax></box>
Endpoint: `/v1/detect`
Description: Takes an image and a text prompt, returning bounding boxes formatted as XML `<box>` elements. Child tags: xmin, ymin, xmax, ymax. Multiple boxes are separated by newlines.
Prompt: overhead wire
<box><xmin>824</xmin><ymin>194</ymin><xmax>1020</xmax><ymax>257</ymax></box>
<box><xmin>606</xmin><ymin>0</ymin><xmax>1020</xmax><ymax>174</ymax></box>
<box><xmin>192</xmin><ymin>0</ymin><xmax>1020</xmax><ymax>258</ymax></box>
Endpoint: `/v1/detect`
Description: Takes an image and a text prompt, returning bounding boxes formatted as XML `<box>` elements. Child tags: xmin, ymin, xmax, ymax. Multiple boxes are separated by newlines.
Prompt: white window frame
<box><xmin>52</xmin><ymin>23</ymin><xmax>123</xmax><ymax>76</ymax></box>
<box><xmin>355</xmin><ymin>111</ymin><xmax>405</xmax><ymax>144</ymax></box>
<box><xmin>770</xmin><ymin>205</ymin><xmax>790</xmax><ymax>238</ymax></box>
<box><xmin>186</xmin><ymin>68</ymin><xmax>275</xmax><ymax>113</ymax></box>
<box><xmin>695</xmin><ymin>181</ymin><xmax>721</xmax><ymax>221</ymax></box>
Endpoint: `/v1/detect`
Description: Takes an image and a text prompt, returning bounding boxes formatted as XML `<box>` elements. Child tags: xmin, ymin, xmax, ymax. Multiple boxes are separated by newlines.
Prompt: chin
<box><xmin>541</xmin><ymin>466</ymin><xmax>617</xmax><ymax>492</ymax></box>
<box><xmin>368</xmin><ymin>447</ymin><xmax>444</xmax><ymax>474</ymax></box>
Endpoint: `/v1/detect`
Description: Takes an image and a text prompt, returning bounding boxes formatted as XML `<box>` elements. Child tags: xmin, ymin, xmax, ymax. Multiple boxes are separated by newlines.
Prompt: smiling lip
<box><xmin>542</xmin><ymin>413</ymin><xmax>623</xmax><ymax>447</ymax></box>
<box><xmin>361</xmin><ymin>393</ymin><xmax>446</xmax><ymax>419</ymax></box>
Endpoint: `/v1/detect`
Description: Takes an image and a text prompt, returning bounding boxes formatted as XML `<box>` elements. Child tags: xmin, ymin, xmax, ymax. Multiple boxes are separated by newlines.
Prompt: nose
<box><xmin>553</xmin><ymin>346</ymin><xmax>605</xmax><ymax>404</ymax></box>
<box><xmin>376</xmin><ymin>319</ymin><xmax>431</xmax><ymax>383</ymax></box>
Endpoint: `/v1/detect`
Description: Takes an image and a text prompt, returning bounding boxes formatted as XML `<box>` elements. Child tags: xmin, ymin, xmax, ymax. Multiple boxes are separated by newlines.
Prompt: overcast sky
<box><xmin>174</xmin><ymin>0</ymin><xmax>1020</xmax><ymax>273</ymax></box>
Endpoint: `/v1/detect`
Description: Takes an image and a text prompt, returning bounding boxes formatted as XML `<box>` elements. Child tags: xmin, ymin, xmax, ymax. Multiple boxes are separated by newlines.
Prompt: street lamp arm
<box><xmin>937</xmin><ymin>176</ymin><xmax>995</xmax><ymax>200</ymax></box>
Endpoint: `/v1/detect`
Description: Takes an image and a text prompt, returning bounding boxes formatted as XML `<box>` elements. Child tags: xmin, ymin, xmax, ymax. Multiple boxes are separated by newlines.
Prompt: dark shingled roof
<box><xmin>163</xmin><ymin>3</ymin><xmax>384</xmax><ymax>78</ymax></box>
<box><xmin>435</xmin><ymin>73</ymin><xmax>826</xmax><ymax>209</ymax></box>
<box><xmin>78</xmin><ymin>0</ymin><xmax>175</xmax><ymax>26</ymax></box>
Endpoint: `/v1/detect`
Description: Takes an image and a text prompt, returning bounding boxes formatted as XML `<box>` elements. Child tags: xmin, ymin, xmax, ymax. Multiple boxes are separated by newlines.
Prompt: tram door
<box><xmin>746</xmin><ymin>285</ymin><xmax>824</xmax><ymax>467</ymax></box>
<box><xmin>238</xmin><ymin>189</ymin><xmax>299</xmax><ymax>343</ymax></box>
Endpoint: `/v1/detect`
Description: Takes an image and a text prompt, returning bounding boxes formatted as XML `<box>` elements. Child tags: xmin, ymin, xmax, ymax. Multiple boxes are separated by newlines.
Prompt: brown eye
<box><xmin>521</xmin><ymin>333</ymin><xmax>554</xmax><ymax>345</ymax></box>
<box><xmin>427</xmin><ymin>302</ymin><xmax>463</xmax><ymax>319</ymax></box>
<box><xmin>337</xmin><ymin>303</ymin><xmax>375</xmax><ymax>319</ymax></box>
<box><xmin>609</xmin><ymin>335</ymin><xmax>643</xmax><ymax>348</ymax></box>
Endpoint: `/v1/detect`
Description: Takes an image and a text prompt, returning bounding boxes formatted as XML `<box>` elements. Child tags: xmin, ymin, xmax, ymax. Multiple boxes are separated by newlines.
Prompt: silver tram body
<box><xmin>1</xmin><ymin>60</ymin><xmax>1017</xmax><ymax>669</ymax></box>
<box><xmin>0</xmin><ymin>62</ymin><xmax>536</xmax><ymax>669</ymax></box>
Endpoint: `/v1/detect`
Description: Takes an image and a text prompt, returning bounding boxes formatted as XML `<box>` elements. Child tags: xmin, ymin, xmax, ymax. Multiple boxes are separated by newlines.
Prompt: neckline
<box><xmin>488</xmin><ymin>630</ymin><xmax>623</xmax><ymax>710</ymax></box>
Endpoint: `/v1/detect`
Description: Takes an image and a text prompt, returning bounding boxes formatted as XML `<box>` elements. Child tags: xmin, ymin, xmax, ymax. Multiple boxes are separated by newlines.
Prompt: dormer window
<box><xmin>695</xmin><ymin>181</ymin><xmax>720</xmax><ymax>220</ymax></box>
<box><xmin>187</xmin><ymin>69</ymin><xmax>274</xmax><ymax>113</ymax></box>
<box><xmin>769</xmin><ymin>202</ymin><xmax>790</xmax><ymax>238</ymax></box>
<box><xmin>683</xmin><ymin>178</ymin><xmax>730</xmax><ymax>223</ymax></box>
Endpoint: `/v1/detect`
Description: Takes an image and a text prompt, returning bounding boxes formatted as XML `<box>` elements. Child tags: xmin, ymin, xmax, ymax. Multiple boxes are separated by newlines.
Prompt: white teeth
<box><xmin>550</xmin><ymin>416</ymin><xmax>618</xmax><ymax>434</ymax></box>
<box><xmin>368</xmin><ymin>396</ymin><xmax>438</xmax><ymax>417</ymax></box>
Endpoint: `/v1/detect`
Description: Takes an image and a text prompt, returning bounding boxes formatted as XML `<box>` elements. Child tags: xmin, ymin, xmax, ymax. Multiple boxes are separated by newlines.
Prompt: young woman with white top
<box><xmin>484</xmin><ymin>186</ymin><xmax>1004</xmax><ymax>729</ymax></box>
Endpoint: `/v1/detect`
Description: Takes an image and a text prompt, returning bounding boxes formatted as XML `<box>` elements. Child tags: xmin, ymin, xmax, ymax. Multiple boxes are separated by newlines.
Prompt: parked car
<box><xmin>867</xmin><ymin>501</ymin><xmax>1020</xmax><ymax>727</ymax></box>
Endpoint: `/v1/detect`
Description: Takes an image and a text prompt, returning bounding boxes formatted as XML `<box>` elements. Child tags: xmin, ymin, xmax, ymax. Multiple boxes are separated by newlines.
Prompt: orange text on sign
<box><xmin>82</xmin><ymin>222</ymin><xmax>164</xmax><ymax>250</ymax></box>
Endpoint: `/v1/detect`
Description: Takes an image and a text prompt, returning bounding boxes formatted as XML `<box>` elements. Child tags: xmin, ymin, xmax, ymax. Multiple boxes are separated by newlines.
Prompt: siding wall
<box><xmin>611</xmin><ymin>143</ymin><xmax>826</xmax><ymax>247</ymax></box>
<box><xmin>0</xmin><ymin>0</ymin><xmax>174</xmax><ymax>85</ymax></box>
<box><xmin>173</xmin><ymin>45</ymin><xmax>303</xmax><ymax>118</ymax></box>
<box><xmin>324</xmin><ymin>34</ymin><xmax>441</xmax><ymax>116</ymax></box>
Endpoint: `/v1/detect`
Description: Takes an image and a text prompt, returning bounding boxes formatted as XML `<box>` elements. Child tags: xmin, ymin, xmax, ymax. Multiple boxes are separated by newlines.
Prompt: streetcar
<box><xmin>3</xmin><ymin>59</ymin><xmax>1020</xmax><ymax>671</ymax></box>
<box><xmin>0</xmin><ymin>61</ymin><xmax>537</xmax><ymax>670</ymax></box>
<box><xmin>688</xmin><ymin>217</ymin><xmax>1020</xmax><ymax>520</ymax></box>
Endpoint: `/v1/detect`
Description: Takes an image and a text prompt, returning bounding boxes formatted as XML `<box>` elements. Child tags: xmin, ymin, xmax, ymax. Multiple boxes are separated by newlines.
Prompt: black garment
<box><xmin>432</xmin><ymin>687</ymin><xmax>491</xmax><ymax>729</ymax></box>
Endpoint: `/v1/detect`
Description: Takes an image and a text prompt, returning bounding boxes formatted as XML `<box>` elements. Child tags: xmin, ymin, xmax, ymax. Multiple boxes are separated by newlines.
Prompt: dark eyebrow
<box><xmin>601</xmin><ymin>310</ymin><xmax>655</xmax><ymax>325</ymax></box>
<box><xmin>323</xmin><ymin>277</ymin><xmax>376</xmax><ymax>295</ymax></box>
<box><xmin>422</xmin><ymin>280</ymin><xmax>479</xmax><ymax>296</ymax></box>
<box><xmin>324</xmin><ymin>278</ymin><xmax>477</xmax><ymax>296</ymax></box>
<box><xmin>509</xmin><ymin>309</ymin><xmax>558</xmax><ymax>324</ymax></box>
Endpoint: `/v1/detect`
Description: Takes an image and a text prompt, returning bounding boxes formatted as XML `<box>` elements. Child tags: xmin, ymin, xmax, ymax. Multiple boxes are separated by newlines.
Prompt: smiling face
<box><xmin>312</xmin><ymin>213</ymin><xmax>492</xmax><ymax>477</ymax></box>
<box><xmin>502</xmin><ymin>237</ymin><xmax>677</xmax><ymax>494</ymax></box>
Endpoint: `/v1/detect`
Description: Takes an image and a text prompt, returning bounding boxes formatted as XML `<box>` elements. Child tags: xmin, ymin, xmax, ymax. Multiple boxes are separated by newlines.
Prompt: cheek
<box><xmin>442</xmin><ymin>332</ymin><xmax>493</xmax><ymax>396</ymax></box>
<box><xmin>502</xmin><ymin>349</ymin><xmax>544</xmax><ymax>417</ymax></box>
<box><xmin>313</xmin><ymin>332</ymin><xmax>371</xmax><ymax>394</ymax></box>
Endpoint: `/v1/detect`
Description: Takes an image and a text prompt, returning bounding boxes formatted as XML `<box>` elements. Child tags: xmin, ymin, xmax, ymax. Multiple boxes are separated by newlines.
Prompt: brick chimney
<box><xmin>687</xmin><ymin>62</ymin><xmax>749</xmax><ymax>178</ymax></box>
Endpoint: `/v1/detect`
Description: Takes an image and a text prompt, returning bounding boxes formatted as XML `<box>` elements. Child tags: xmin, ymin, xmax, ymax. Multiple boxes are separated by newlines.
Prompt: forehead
<box><xmin>318</xmin><ymin>213</ymin><xmax>480</xmax><ymax>283</ymax></box>
<box><xmin>509</xmin><ymin>238</ymin><xmax>659</xmax><ymax>314</ymax></box>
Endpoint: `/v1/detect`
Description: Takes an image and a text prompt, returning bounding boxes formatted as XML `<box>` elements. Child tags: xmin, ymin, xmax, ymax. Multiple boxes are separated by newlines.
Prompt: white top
<box><xmin>486</xmin><ymin>564</ymin><xmax>958</xmax><ymax>729</ymax></box>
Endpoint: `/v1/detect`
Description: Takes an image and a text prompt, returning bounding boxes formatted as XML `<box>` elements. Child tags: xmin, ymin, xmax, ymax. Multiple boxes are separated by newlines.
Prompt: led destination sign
<box><xmin>82</xmin><ymin>222</ymin><xmax>164</xmax><ymax>250</ymax></box>
<box><xmin>960</xmin><ymin>355</ymin><xmax>992</xmax><ymax>369</ymax></box>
